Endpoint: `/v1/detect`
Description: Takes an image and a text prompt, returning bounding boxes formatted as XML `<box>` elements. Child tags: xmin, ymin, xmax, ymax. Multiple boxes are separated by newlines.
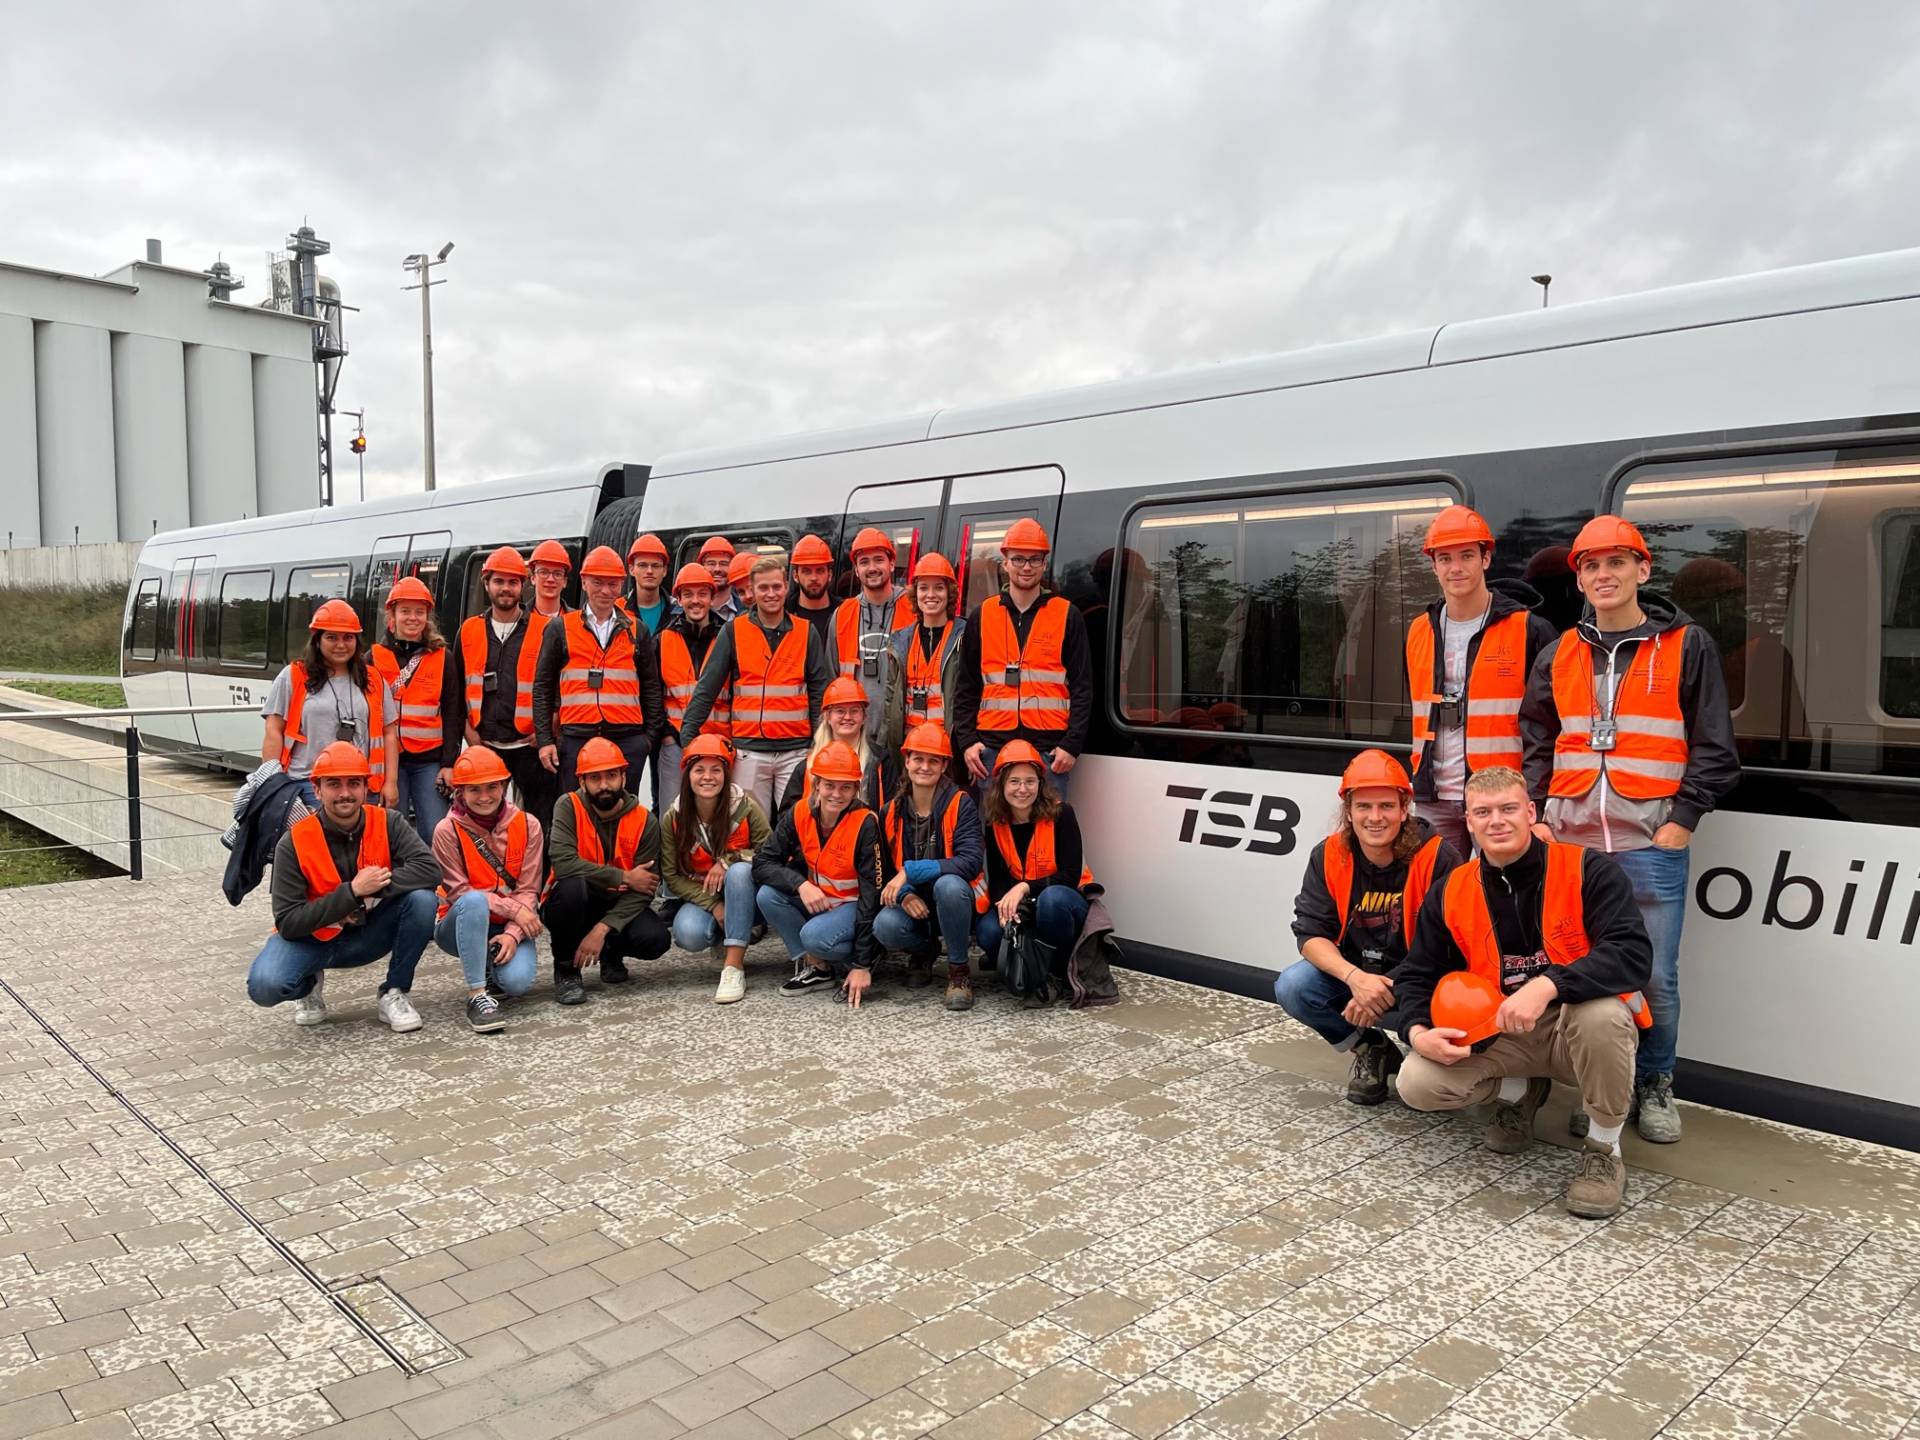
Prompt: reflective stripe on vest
<box><xmin>884</xmin><ymin>790</ymin><xmax>987</xmax><ymax>909</ymax></box>
<box><xmin>796</xmin><ymin>803</ymin><xmax>870</xmax><ymax>905</ymax></box>
<box><xmin>557</xmin><ymin>611</ymin><xmax>645</xmax><ymax>728</ymax></box>
<box><xmin>1321</xmin><ymin>831</ymin><xmax>1444</xmax><ymax>951</ymax></box>
<box><xmin>685</xmin><ymin>809</ymin><xmax>752</xmax><ymax>875</ymax></box>
<box><xmin>373</xmin><ymin>644</ymin><xmax>447</xmax><ymax>754</ymax></box>
<box><xmin>979</xmin><ymin>816</ymin><xmax>1094</xmax><ymax>913</ymax></box>
<box><xmin>288</xmin><ymin>807</ymin><xmax>391</xmax><ymax>942</ymax></box>
<box><xmin>460</xmin><ymin>612</ymin><xmax>548</xmax><ymax>737</ymax></box>
<box><xmin>282</xmin><ymin>662</ymin><xmax>390</xmax><ymax>793</ymax></box>
<box><xmin>1440</xmin><ymin>843</ymin><xmax>1652</xmax><ymax>1029</ymax></box>
<box><xmin>835</xmin><ymin>592</ymin><xmax>916</xmax><ymax>676</ymax></box>
<box><xmin>1548</xmin><ymin>627</ymin><xmax>1690</xmax><ymax>800</ymax></box>
<box><xmin>904</xmin><ymin>622</ymin><xmax>954</xmax><ymax>730</ymax></box>
<box><xmin>1406</xmin><ymin>610</ymin><xmax>1529</xmax><ymax>774</ymax></box>
<box><xmin>659</xmin><ymin>629</ymin><xmax>699</xmax><ymax>728</ymax></box>
<box><xmin>977</xmin><ymin>596</ymin><xmax>1071</xmax><ymax>732</ymax></box>
<box><xmin>731</xmin><ymin>616</ymin><xmax>811</xmax><ymax>742</ymax></box>
<box><xmin>436</xmin><ymin>811</ymin><xmax>529</xmax><ymax>920</ymax></box>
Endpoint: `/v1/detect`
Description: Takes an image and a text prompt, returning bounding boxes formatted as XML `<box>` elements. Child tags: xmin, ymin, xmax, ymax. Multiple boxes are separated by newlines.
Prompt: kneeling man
<box><xmin>1395</xmin><ymin>766</ymin><xmax>1653</xmax><ymax>1218</ymax></box>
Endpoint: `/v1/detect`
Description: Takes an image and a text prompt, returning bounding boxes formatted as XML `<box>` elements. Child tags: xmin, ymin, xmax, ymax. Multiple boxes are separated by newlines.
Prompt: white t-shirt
<box><xmin>263</xmin><ymin>666</ymin><xmax>397</xmax><ymax>780</ymax></box>
<box><xmin>1430</xmin><ymin>607</ymin><xmax>1488</xmax><ymax>801</ymax></box>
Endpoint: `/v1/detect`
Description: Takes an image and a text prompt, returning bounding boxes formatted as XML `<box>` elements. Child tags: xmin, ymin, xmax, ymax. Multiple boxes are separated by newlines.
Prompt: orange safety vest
<box><xmin>883</xmin><ymin>790</ymin><xmax>988</xmax><ymax>909</ymax></box>
<box><xmin>902</xmin><ymin>622</ymin><xmax>955</xmax><ymax>730</ymax></box>
<box><xmin>681</xmin><ymin>806</ymin><xmax>752</xmax><ymax>875</ymax></box>
<box><xmin>1406</xmin><ymin>610</ymin><xmax>1529</xmax><ymax>775</ymax></box>
<box><xmin>795</xmin><ymin>802</ymin><xmax>871</xmax><ymax>906</ymax></box>
<box><xmin>660</xmin><ymin>627</ymin><xmax>729</xmax><ymax>735</ymax></box>
<box><xmin>1440</xmin><ymin>843</ymin><xmax>1652</xmax><ymax>1029</ymax></box>
<box><xmin>459</xmin><ymin>612</ymin><xmax>549</xmax><ymax>737</ymax></box>
<box><xmin>436</xmin><ymin>811</ymin><xmax>530</xmax><ymax>920</ymax></box>
<box><xmin>282</xmin><ymin>662</ymin><xmax>389</xmax><ymax>793</ymax></box>
<box><xmin>287</xmin><ymin>807</ymin><xmax>391</xmax><ymax>942</ymax></box>
<box><xmin>977</xmin><ymin>595</ymin><xmax>1072</xmax><ymax>733</ymax></box>
<box><xmin>978</xmin><ymin>816</ymin><xmax>1095</xmax><ymax>912</ymax></box>
<box><xmin>371</xmin><ymin>644</ymin><xmax>447</xmax><ymax>756</ymax></box>
<box><xmin>557</xmin><ymin>611</ymin><xmax>646</xmax><ymax>729</ymax></box>
<box><xmin>730</xmin><ymin>615</ymin><xmax>811</xmax><ymax>743</ymax></box>
<box><xmin>835</xmin><ymin>592</ymin><xmax>917</xmax><ymax>677</ymax></box>
<box><xmin>1548</xmin><ymin>627</ymin><xmax>1690</xmax><ymax>800</ymax></box>
<box><xmin>1321</xmin><ymin>831</ymin><xmax>1445</xmax><ymax>951</ymax></box>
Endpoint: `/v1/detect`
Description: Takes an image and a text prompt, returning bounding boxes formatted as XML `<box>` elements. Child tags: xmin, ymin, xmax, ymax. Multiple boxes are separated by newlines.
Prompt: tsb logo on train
<box><xmin>1165</xmin><ymin>784</ymin><xmax>1302</xmax><ymax>855</ymax></box>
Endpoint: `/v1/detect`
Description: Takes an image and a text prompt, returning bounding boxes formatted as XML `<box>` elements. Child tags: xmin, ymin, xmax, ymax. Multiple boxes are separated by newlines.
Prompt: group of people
<box><xmin>1277</xmin><ymin>505</ymin><xmax>1737</xmax><ymax>1219</ymax></box>
<box><xmin>246</xmin><ymin>520</ymin><xmax>1103</xmax><ymax>1032</ymax></box>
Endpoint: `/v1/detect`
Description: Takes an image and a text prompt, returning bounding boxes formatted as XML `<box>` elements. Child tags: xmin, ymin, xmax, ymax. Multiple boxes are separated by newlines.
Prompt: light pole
<box><xmin>1532</xmin><ymin>273</ymin><xmax>1552</xmax><ymax>308</ymax></box>
<box><xmin>402</xmin><ymin>242</ymin><xmax>454</xmax><ymax>490</ymax></box>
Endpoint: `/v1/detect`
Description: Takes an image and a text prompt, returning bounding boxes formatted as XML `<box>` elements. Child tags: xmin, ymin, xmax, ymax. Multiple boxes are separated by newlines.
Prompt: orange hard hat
<box><xmin>309</xmin><ymin>599</ymin><xmax>362</xmax><ymax>634</ymax></box>
<box><xmin>1569</xmin><ymin>515</ymin><xmax>1651</xmax><ymax>568</ymax></box>
<box><xmin>791</xmin><ymin>534</ymin><xmax>834</xmax><ymax>567</ymax></box>
<box><xmin>309</xmin><ymin>740</ymin><xmax>370</xmax><ymax>780</ymax></box>
<box><xmin>1431</xmin><ymin>970</ymin><xmax>1503</xmax><ymax>1046</ymax></box>
<box><xmin>1339</xmin><ymin>748</ymin><xmax>1413</xmax><ymax>797</ymax></box>
<box><xmin>529</xmin><ymin>540</ymin><xmax>571</xmax><ymax>571</ymax></box>
<box><xmin>1423</xmin><ymin>505</ymin><xmax>1495</xmax><ymax>555</ymax></box>
<box><xmin>627</xmin><ymin>532</ymin><xmax>669</xmax><ymax>563</ymax></box>
<box><xmin>483</xmin><ymin>545</ymin><xmax>532</xmax><ymax>578</ymax></box>
<box><xmin>809</xmin><ymin>740</ymin><xmax>865</xmax><ymax>783</ymax></box>
<box><xmin>671</xmin><ymin>562</ymin><xmax>715</xmax><ymax>596</ymax></box>
<box><xmin>993</xmin><ymin>738</ymin><xmax>1048</xmax><ymax>773</ymax></box>
<box><xmin>573</xmin><ymin>736</ymin><xmax>629</xmax><ymax>776</ymax></box>
<box><xmin>822</xmin><ymin>677</ymin><xmax>869</xmax><ymax>710</ymax></box>
<box><xmin>383</xmin><ymin>576</ymin><xmax>434</xmax><ymax>610</ymax></box>
<box><xmin>727</xmin><ymin>551</ymin><xmax>756</xmax><ymax>586</ymax></box>
<box><xmin>450</xmin><ymin>746</ymin><xmax>510</xmax><ymax>787</ymax></box>
<box><xmin>848</xmin><ymin>526</ymin><xmax>895</xmax><ymax>561</ymax></box>
<box><xmin>901</xmin><ymin>722</ymin><xmax>953</xmax><ymax>759</ymax></box>
<box><xmin>699</xmin><ymin>535</ymin><xmax>735</xmax><ymax>560</ymax></box>
<box><xmin>680</xmin><ymin>733</ymin><xmax>735</xmax><ymax>766</ymax></box>
<box><xmin>580</xmin><ymin>545</ymin><xmax>627</xmax><ymax>579</ymax></box>
<box><xmin>1002</xmin><ymin>517</ymin><xmax>1051</xmax><ymax>554</ymax></box>
<box><xmin>911</xmin><ymin>553</ymin><xmax>957</xmax><ymax>585</ymax></box>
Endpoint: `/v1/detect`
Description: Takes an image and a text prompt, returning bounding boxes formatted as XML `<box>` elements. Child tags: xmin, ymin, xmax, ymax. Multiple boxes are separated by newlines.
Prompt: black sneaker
<box><xmin>1346</xmin><ymin>1032</ymin><xmax>1402</xmax><ymax>1106</ymax></box>
<box><xmin>601</xmin><ymin>956</ymin><xmax>631</xmax><ymax>986</ymax></box>
<box><xmin>466</xmin><ymin>992</ymin><xmax>506</xmax><ymax>1034</ymax></box>
<box><xmin>554</xmin><ymin>971</ymin><xmax>587</xmax><ymax>1006</ymax></box>
<box><xmin>904</xmin><ymin>956</ymin><xmax>933</xmax><ymax>989</ymax></box>
<box><xmin>780</xmin><ymin>965</ymin><xmax>835</xmax><ymax>996</ymax></box>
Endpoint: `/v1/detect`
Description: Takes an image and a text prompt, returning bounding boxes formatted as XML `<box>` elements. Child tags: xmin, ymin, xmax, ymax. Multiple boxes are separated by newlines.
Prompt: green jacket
<box><xmin>660</xmin><ymin>787</ymin><xmax>771</xmax><ymax>911</ymax></box>
<box><xmin>548</xmin><ymin>790</ymin><xmax>661</xmax><ymax>931</ymax></box>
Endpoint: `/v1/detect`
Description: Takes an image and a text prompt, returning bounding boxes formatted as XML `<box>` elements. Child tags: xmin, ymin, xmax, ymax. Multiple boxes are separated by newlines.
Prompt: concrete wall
<box><xmin>184</xmin><ymin>344</ymin><xmax>258</xmax><ymax>526</ymax></box>
<box><xmin>253</xmin><ymin>354</ymin><xmax>319</xmax><ymax>516</ymax></box>
<box><xmin>0</xmin><ymin>541</ymin><xmax>142</xmax><ymax>587</ymax></box>
<box><xmin>111</xmin><ymin>333</ymin><xmax>191</xmax><ymax>540</ymax></box>
<box><xmin>0</xmin><ymin>314</ymin><xmax>38</xmax><ymax>547</ymax></box>
<box><xmin>33</xmin><ymin>322</ymin><xmax>118</xmax><ymax>546</ymax></box>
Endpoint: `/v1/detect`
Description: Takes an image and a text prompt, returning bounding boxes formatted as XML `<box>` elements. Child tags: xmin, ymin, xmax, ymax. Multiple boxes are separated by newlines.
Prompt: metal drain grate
<box><xmin>330</xmin><ymin>1278</ymin><xmax>464</xmax><ymax>1374</ymax></box>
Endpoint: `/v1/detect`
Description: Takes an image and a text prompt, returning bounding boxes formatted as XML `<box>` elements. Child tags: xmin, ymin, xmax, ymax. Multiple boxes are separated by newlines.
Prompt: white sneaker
<box><xmin>377</xmin><ymin>990</ymin><xmax>423</xmax><ymax>1033</ymax></box>
<box><xmin>715</xmin><ymin>967</ymin><xmax>746</xmax><ymax>1005</ymax></box>
<box><xmin>293</xmin><ymin>972</ymin><xmax>327</xmax><ymax>1027</ymax></box>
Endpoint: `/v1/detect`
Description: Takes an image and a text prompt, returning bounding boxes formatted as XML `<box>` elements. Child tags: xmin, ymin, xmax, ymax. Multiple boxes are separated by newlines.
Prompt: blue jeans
<box><xmin>757</xmin><ymin>885</ymin><xmax>858</xmax><ymax>970</ymax></box>
<box><xmin>670</xmin><ymin>862</ymin><xmax>759</xmax><ymax>950</ymax></box>
<box><xmin>433</xmin><ymin>891</ymin><xmax>538</xmax><ymax>995</ymax></box>
<box><xmin>1273</xmin><ymin>960</ymin><xmax>1362</xmax><ymax>1048</ymax></box>
<box><xmin>654</xmin><ymin>737</ymin><xmax>684</xmax><ymax>814</ymax></box>
<box><xmin>974</xmin><ymin>743</ymin><xmax>1072</xmax><ymax>805</ymax></box>
<box><xmin>1610</xmin><ymin>843</ymin><xmax>1689</xmax><ymax>1080</ymax></box>
<box><xmin>396</xmin><ymin>755</ymin><xmax>449</xmax><ymax>845</ymax></box>
<box><xmin>247</xmin><ymin>888</ymin><xmax>437</xmax><ymax>1004</ymax></box>
<box><xmin>873</xmin><ymin>874</ymin><xmax>976</xmax><ymax>969</ymax></box>
<box><xmin>976</xmin><ymin>885</ymin><xmax>1088</xmax><ymax>959</ymax></box>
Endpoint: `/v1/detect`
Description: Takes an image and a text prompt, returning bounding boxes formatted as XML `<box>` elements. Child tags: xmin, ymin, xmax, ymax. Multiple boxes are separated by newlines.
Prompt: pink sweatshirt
<box><xmin>432</xmin><ymin>801</ymin><xmax>546</xmax><ymax>942</ymax></box>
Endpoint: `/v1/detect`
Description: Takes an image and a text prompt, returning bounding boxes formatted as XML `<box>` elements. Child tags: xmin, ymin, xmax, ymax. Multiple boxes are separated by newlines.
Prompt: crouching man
<box><xmin>247</xmin><ymin>741</ymin><xmax>440</xmax><ymax>1032</ymax></box>
<box><xmin>1394</xmin><ymin>766</ymin><xmax>1654</xmax><ymax>1218</ymax></box>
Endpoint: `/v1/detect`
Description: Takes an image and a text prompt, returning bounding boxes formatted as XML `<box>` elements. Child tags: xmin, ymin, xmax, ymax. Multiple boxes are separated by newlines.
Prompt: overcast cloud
<box><xmin>4</xmin><ymin>1</ymin><xmax>1918</xmax><ymax>499</ymax></box>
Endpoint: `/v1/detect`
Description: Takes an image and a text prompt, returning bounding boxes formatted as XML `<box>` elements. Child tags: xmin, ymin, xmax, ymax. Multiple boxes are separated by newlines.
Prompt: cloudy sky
<box><xmin>5</xmin><ymin>2</ymin><xmax>1918</xmax><ymax>499</ymax></box>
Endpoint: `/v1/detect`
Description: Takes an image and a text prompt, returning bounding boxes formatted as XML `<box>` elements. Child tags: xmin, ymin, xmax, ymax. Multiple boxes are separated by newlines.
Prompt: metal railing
<box><xmin>0</xmin><ymin>703</ymin><xmax>255</xmax><ymax>882</ymax></box>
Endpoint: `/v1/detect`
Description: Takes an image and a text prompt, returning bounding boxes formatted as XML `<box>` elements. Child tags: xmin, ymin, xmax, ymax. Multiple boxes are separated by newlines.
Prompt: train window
<box><xmin>674</xmin><ymin>530</ymin><xmax>792</xmax><ymax>568</ymax></box>
<box><xmin>1619</xmin><ymin>448</ymin><xmax>1920</xmax><ymax>773</ymax></box>
<box><xmin>217</xmin><ymin>571</ymin><xmax>273</xmax><ymax>669</ymax></box>
<box><xmin>129</xmin><ymin>579</ymin><xmax>162</xmax><ymax>662</ymax></box>
<box><xmin>1116</xmin><ymin>486</ymin><xmax>1453</xmax><ymax>738</ymax></box>
<box><xmin>408</xmin><ymin>531</ymin><xmax>452</xmax><ymax>599</ymax></box>
<box><xmin>283</xmin><ymin>564</ymin><xmax>351</xmax><ymax>659</ymax></box>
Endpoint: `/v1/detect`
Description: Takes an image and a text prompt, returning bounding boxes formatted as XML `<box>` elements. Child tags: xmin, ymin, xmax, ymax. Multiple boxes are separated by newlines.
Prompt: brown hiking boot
<box><xmin>1485</xmin><ymin>1076</ymin><xmax>1552</xmax><ymax>1155</ymax></box>
<box><xmin>944</xmin><ymin>967</ymin><xmax>974</xmax><ymax>1012</ymax></box>
<box><xmin>1565</xmin><ymin>1138</ymin><xmax>1627</xmax><ymax>1218</ymax></box>
<box><xmin>1345</xmin><ymin>1033</ymin><xmax>1402</xmax><ymax>1106</ymax></box>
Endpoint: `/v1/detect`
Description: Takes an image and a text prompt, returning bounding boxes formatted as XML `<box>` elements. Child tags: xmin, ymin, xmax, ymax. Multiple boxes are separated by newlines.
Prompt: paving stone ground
<box><xmin>0</xmin><ymin>874</ymin><xmax>1916</xmax><ymax>1440</ymax></box>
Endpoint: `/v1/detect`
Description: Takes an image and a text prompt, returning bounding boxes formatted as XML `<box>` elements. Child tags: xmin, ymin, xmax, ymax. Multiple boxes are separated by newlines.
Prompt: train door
<box><xmin>368</xmin><ymin>535</ymin><xmax>412</xmax><ymax>632</ymax></box>
<box><xmin>937</xmin><ymin>467</ymin><xmax>1066</xmax><ymax>614</ymax></box>
<box><xmin>163</xmin><ymin>555</ymin><xmax>214</xmax><ymax>748</ymax></box>
<box><xmin>840</xmin><ymin>479</ymin><xmax>944</xmax><ymax>600</ymax></box>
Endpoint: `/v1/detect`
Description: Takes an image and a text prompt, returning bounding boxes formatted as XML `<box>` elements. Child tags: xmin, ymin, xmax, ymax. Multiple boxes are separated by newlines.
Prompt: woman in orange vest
<box><xmin>873</xmin><ymin>724</ymin><xmax>985</xmax><ymax>1010</ymax></box>
<box><xmin>662</xmin><ymin>734</ymin><xmax>771</xmax><ymax>1004</ymax></box>
<box><xmin>879</xmin><ymin>554</ymin><xmax>967</xmax><ymax>773</ymax></box>
<box><xmin>656</xmin><ymin>562</ymin><xmax>730</xmax><ymax>810</ymax></box>
<box><xmin>371</xmin><ymin>577</ymin><xmax>458</xmax><ymax>844</ymax></box>
<box><xmin>975</xmin><ymin>740</ymin><xmax>1096</xmax><ymax>998</ymax></box>
<box><xmin>430</xmin><ymin>746</ymin><xmax>545</xmax><ymax>1033</ymax></box>
<box><xmin>1276</xmin><ymin>750</ymin><xmax>1460</xmax><ymax>1106</ymax></box>
<box><xmin>452</xmin><ymin>547</ymin><xmax>556</xmax><ymax>841</ymax></box>
<box><xmin>776</xmin><ymin>677</ymin><xmax>890</xmax><ymax>819</ymax></box>
<box><xmin>261</xmin><ymin>599</ymin><xmax>399</xmax><ymax>811</ymax></box>
<box><xmin>752</xmin><ymin>742</ymin><xmax>885</xmax><ymax>1006</ymax></box>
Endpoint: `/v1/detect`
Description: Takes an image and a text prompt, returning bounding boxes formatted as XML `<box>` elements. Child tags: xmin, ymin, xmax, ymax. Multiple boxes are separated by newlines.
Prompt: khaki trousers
<box><xmin>732</xmin><ymin>747</ymin><xmax>806</xmax><ymax>824</ymax></box>
<box><xmin>1397</xmin><ymin>997</ymin><xmax>1639</xmax><ymax>1130</ymax></box>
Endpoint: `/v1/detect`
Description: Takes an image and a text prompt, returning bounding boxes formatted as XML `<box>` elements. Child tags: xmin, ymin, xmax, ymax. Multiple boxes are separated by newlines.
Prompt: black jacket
<box><xmin>448</xmin><ymin>612</ymin><xmax>538</xmax><ymax>748</ymax></box>
<box><xmin>531</xmin><ymin>607</ymin><xmax>667</xmax><ymax>748</ymax></box>
<box><xmin>1395</xmin><ymin>837</ymin><xmax>1652</xmax><ymax>1045</ymax></box>
<box><xmin>950</xmin><ymin>591</ymin><xmax>1093</xmax><ymax>759</ymax></box>
<box><xmin>658</xmin><ymin>610</ymin><xmax>723</xmax><ymax>743</ymax></box>
<box><xmin>982</xmin><ymin>805</ymin><xmax>1086</xmax><ymax>903</ymax></box>
<box><xmin>268</xmin><ymin>806</ymin><xmax>441</xmax><ymax>942</ymax></box>
<box><xmin>1407</xmin><ymin>579</ymin><xmax>1558</xmax><ymax>802</ymax></box>
<box><xmin>681</xmin><ymin>611</ymin><xmax>836</xmax><ymax>752</ymax></box>
<box><xmin>752</xmin><ymin>801</ymin><xmax>884</xmax><ymax>977</ymax></box>
<box><xmin>222</xmin><ymin>770</ymin><xmax>303</xmax><ymax>907</ymax></box>
<box><xmin>1290</xmin><ymin>818</ymin><xmax>1461</xmax><ymax>974</ymax></box>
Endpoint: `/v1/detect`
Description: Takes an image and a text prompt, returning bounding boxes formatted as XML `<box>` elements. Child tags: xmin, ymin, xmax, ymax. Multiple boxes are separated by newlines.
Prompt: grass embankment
<box><xmin>7</xmin><ymin>680</ymin><xmax>126</xmax><ymax>708</ymax></box>
<box><xmin>0</xmin><ymin>812</ymin><xmax>120</xmax><ymax>888</ymax></box>
<box><xmin>0</xmin><ymin>584</ymin><xmax>123</xmax><ymax>676</ymax></box>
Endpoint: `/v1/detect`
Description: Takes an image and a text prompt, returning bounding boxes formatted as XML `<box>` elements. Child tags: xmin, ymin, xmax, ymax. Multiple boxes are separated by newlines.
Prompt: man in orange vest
<box><xmin>787</xmin><ymin>533</ymin><xmax>837</xmax><ymax>621</ymax></box>
<box><xmin>1406</xmin><ymin>505</ymin><xmax>1557</xmax><ymax>856</ymax></box>
<box><xmin>450</xmin><ymin>546</ymin><xmax>558</xmax><ymax>840</ymax></box>
<box><xmin>682</xmin><ymin>553</ymin><xmax>835</xmax><ymax>820</ymax></box>
<box><xmin>1521</xmin><ymin>516</ymin><xmax>1738</xmax><ymax>1144</ymax></box>
<box><xmin>247</xmin><ymin>742</ymin><xmax>442</xmax><ymax>1033</ymax></box>
<box><xmin>532</xmin><ymin>545</ymin><xmax>666</xmax><ymax>800</ymax></box>
<box><xmin>623</xmin><ymin>533</ymin><xmax>672</xmax><ymax>635</ymax></box>
<box><xmin>1277</xmin><ymin>750</ymin><xmax>1460</xmax><ymax>1106</ymax></box>
<box><xmin>541</xmin><ymin>737</ymin><xmax>670</xmax><ymax>1006</ymax></box>
<box><xmin>1395</xmin><ymin>766</ymin><xmax>1654</xmax><ymax>1218</ymax></box>
<box><xmin>832</xmin><ymin>529</ymin><xmax>917</xmax><ymax>739</ymax></box>
<box><xmin>431</xmin><ymin>745</ymin><xmax>545</xmax><ymax>1033</ymax></box>
<box><xmin>528</xmin><ymin>539</ymin><xmax>572</xmax><ymax>619</ymax></box>
<box><xmin>752</xmin><ymin>742</ymin><xmax>885</xmax><ymax>1006</ymax></box>
<box><xmin>951</xmin><ymin>518</ymin><xmax>1092</xmax><ymax>802</ymax></box>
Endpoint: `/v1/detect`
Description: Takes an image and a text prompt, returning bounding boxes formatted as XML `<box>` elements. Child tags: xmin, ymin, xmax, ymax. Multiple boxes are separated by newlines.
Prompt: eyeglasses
<box><xmin>1004</xmin><ymin>554</ymin><xmax>1047</xmax><ymax>567</ymax></box>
